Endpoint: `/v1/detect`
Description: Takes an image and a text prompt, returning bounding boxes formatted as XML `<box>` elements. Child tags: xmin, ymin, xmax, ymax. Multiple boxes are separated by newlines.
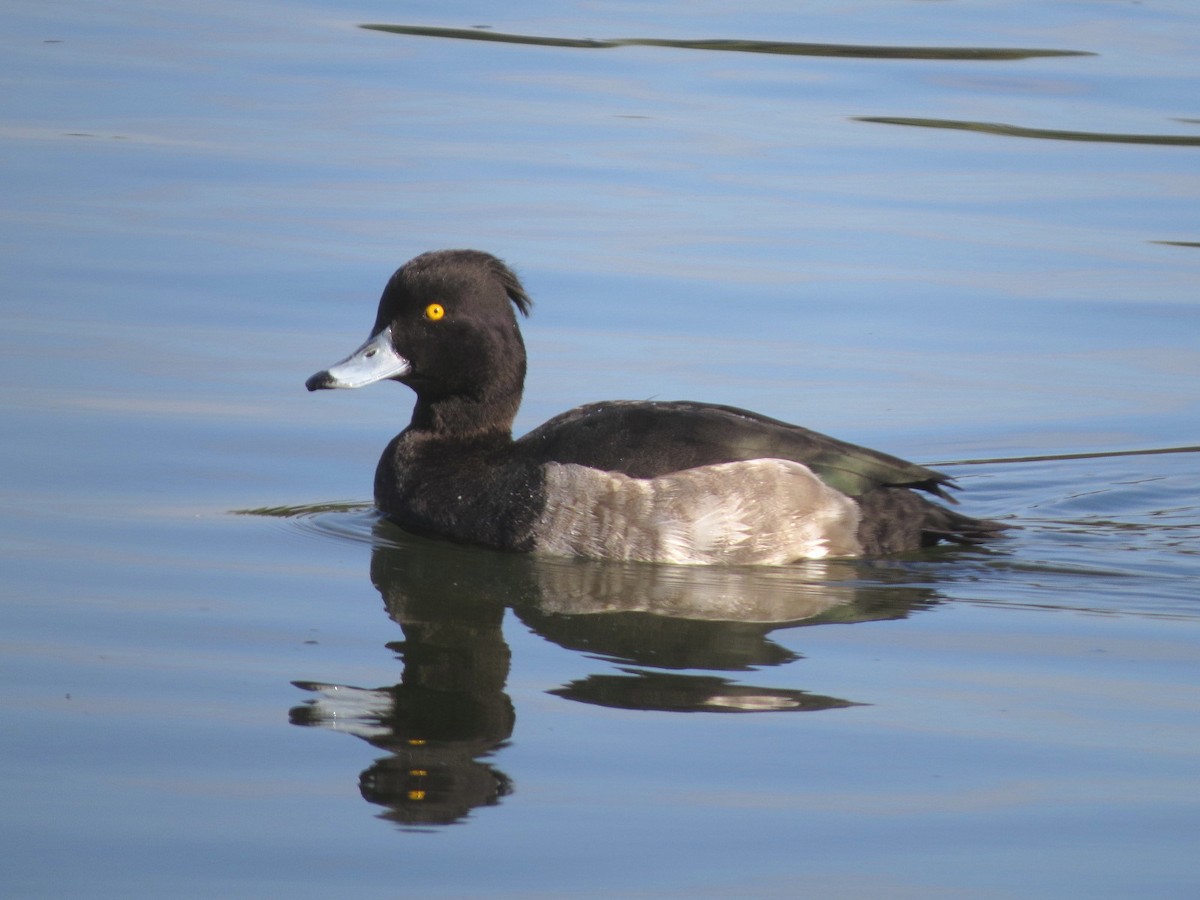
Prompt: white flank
<box><xmin>533</xmin><ymin>459</ymin><xmax>862</xmax><ymax>565</ymax></box>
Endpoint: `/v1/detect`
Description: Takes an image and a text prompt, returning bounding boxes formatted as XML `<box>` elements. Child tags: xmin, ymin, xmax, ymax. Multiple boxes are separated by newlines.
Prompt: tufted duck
<box><xmin>306</xmin><ymin>250</ymin><xmax>1005</xmax><ymax>563</ymax></box>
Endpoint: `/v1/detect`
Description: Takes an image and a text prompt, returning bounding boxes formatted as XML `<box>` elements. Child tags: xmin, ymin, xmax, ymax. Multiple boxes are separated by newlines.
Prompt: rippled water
<box><xmin>2</xmin><ymin>1</ymin><xmax>1199</xmax><ymax>897</ymax></box>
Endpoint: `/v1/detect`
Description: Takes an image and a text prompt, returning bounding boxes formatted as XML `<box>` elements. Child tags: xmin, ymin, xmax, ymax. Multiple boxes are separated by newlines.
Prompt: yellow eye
<box><xmin>424</xmin><ymin>303</ymin><xmax>445</xmax><ymax>321</ymax></box>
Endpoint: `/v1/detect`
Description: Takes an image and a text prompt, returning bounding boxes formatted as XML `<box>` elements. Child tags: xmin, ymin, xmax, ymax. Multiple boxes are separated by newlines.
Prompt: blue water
<box><xmin>2</xmin><ymin>1</ymin><xmax>1199</xmax><ymax>897</ymax></box>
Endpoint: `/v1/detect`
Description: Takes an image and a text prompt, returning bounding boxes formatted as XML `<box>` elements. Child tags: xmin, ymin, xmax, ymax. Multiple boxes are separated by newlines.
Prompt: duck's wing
<box><xmin>516</xmin><ymin>400</ymin><xmax>956</xmax><ymax>501</ymax></box>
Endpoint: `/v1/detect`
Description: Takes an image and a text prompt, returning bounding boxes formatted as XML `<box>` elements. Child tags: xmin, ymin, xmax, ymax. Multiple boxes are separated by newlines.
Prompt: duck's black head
<box><xmin>306</xmin><ymin>250</ymin><xmax>533</xmax><ymax>437</ymax></box>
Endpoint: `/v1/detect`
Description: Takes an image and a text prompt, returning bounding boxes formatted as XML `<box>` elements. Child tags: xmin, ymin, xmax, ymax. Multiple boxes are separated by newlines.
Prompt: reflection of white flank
<box><xmin>702</xmin><ymin>694</ymin><xmax>808</xmax><ymax>711</ymax></box>
<box><xmin>530</xmin><ymin>555</ymin><xmax>864</xmax><ymax>625</ymax></box>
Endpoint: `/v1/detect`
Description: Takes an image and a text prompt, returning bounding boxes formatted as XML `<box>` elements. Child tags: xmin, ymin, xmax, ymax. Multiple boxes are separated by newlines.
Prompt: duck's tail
<box><xmin>856</xmin><ymin>487</ymin><xmax>1010</xmax><ymax>556</ymax></box>
<box><xmin>920</xmin><ymin>503</ymin><xmax>1011</xmax><ymax>547</ymax></box>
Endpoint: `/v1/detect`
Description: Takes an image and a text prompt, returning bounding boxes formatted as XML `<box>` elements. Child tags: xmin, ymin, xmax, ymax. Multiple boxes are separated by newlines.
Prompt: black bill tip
<box><xmin>305</xmin><ymin>371</ymin><xmax>334</xmax><ymax>392</ymax></box>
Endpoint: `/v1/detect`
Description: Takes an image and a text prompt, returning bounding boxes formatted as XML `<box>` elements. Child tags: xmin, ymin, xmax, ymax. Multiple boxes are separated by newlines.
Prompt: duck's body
<box><xmin>307</xmin><ymin>250</ymin><xmax>1004</xmax><ymax>564</ymax></box>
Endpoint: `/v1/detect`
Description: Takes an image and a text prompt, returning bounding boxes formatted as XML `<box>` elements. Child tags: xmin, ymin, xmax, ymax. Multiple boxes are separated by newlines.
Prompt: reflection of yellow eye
<box><xmin>424</xmin><ymin>303</ymin><xmax>445</xmax><ymax>321</ymax></box>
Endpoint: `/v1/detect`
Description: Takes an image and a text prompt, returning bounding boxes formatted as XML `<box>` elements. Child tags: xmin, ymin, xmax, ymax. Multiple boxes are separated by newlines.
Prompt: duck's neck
<box><xmin>408</xmin><ymin>389</ymin><xmax>520</xmax><ymax>444</ymax></box>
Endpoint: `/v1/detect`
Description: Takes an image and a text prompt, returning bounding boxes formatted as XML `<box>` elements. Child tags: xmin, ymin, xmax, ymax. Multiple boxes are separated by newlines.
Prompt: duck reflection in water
<box><xmin>290</xmin><ymin>521</ymin><xmax>940</xmax><ymax>828</ymax></box>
